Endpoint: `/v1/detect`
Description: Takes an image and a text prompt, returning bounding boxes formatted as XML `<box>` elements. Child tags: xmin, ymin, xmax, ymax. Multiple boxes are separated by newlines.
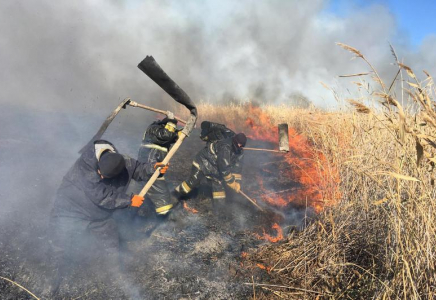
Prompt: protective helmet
<box><xmin>232</xmin><ymin>133</ymin><xmax>247</xmax><ymax>148</ymax></box>
<box><xmin>164</xmin><ymin>121</ymin><xmax>177</xmax><ymax>133</ymax></box>
<box><xmin>98</xmin><ymin>152</ymin><xmax>125</xmax><ymax>178</ymax></box>
<box><xmin>159</xmin><ymin>117</ymin><xmax>178</xmax><ymax>133</ymax></box>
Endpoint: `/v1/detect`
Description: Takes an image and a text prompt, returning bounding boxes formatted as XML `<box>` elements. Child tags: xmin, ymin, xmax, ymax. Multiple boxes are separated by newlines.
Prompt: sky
<box><xmin>328</xmin><ymin>0</ymin><xmax>436</xmax><ymax>46</ymax></box>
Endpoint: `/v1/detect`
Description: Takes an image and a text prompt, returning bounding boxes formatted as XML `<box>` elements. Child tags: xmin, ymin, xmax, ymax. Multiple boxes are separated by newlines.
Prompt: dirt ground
<box><xmin>0</xmin><ymin>106</ymin><xmax>309</xmax><ymax>299</ymax></box>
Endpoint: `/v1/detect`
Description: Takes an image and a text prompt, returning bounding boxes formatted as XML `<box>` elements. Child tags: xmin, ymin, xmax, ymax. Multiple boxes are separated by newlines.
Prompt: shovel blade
<box><xmin>278</xmin><ymin>123</ymin><xmax>289</xmax><ymax>152</ymax></box>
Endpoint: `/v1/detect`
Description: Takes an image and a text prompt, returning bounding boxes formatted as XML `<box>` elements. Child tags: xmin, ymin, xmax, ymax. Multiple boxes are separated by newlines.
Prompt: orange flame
<box><xmin>183</xmin><ymin>202</ymin><xmax>199</xmax><ymax>214</ymax></box>
<box><xmin>234</xmin><ymin>104</ymin><xmax>341</xmax><ymax>212</ymax></box>
<box><xmin>254</xmin><ymin>223</ymin><xmax>284</xmax><ymax>243</ymax></box>
<box><xmin>256</xmin><ymin>263</ymin><xmax>271</xmax><ymax>273</ymax></box>
<box><xmin>240</xmin><ymin>251</ymin><xmax>248</xmax><ymax>267</ymax></box>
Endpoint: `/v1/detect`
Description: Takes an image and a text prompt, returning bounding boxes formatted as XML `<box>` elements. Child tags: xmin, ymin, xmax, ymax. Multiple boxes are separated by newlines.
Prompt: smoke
<box><xmin>1</xmin><ymin>0</ymin><xmax>434</xmax><ymax>114</ymax></box>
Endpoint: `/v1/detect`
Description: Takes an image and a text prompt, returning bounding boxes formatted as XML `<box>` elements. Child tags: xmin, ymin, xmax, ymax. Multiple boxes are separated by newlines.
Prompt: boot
<box><xmin>135</xmin><ymin>213</ymin><xmax>159</xmax><ymax>236</ymax></box>
<box><xmin>166</xmin><ymin>202</ymin><xmax>188</xmax><ymax>226</ymax></box>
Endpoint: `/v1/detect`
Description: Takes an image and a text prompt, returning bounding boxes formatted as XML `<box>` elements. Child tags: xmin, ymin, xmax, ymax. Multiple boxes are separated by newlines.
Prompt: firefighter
<box><xmin>44</xmin><ymin>139</ymin><xmax>167</xmax><ymax>296</ymax></box>
<box><xmin>131</xmin><ymin>117</ymin><xmax>180</xmax><ymax>219</ymax></box>
<box><xmin>175</xmin><ymin>123</ymin><xmax>246</xmax><ymax>202</ymax></box>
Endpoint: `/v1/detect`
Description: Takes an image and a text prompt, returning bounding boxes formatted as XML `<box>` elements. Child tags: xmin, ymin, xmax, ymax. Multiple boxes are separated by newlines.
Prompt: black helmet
<box><xmin>158</xmin><ymin>117</ymin><xmax>178</xmax><ymax>126</ymax></box>
<box><xmin>98</xmin><ymin>152</ymin><xmax>125</xmax><ymax>178</ymax></box>
<box><xmin>232</xmin><ymin>133</ymin><xmax>247</xmax><ymax>148</ymax></box>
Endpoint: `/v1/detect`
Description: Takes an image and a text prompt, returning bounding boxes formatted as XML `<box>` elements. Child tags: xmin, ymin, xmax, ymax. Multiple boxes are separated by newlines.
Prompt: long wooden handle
<box><xmin>129</xmin><ymin>101</ymin><xmax>187</xmax><ymax>124</ymax></box>
<box><xmin>139</xmin><ymin>133</ymin><xmax>187</xmax><ymax>197</ymax></box>
<box><xmin>244</xmin><ymin>147</ymin><xmax>283</xmax><ymax>153</ymax></box>
<box><xmin>239</xmin><ymin>190</ymin><xmax>264</xmax><ymax>211</ymax></box>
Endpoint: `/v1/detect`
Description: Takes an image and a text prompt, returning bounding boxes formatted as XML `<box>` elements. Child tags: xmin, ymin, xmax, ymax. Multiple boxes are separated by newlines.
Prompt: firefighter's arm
<box><xmin>233</xmin><ymin>153</ymin><xmax>244</xmax><ymax>183</ymax></box>
<box><xmin>84</xmin><ymin>180</ymin><xmax>132</xmax><ymax>209</ymax></box>
<box><xmin>80</xmin><ymin>158</ymin><xmax>143</xmax><ymax>209</ymax></box>
<box><xmin>217</xmin><ymin>145</ymin><xmax>240</xmax><ymax>192</ymax></box>
<box><xmin>131</xmin><ymin>158</ymin><xmax>168</xmax><ymax>180</ymax></box>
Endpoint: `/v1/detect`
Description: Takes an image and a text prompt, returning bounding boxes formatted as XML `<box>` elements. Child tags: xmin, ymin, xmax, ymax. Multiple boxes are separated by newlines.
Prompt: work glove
<box><xmin>227</xmin><ymin>181</ymin><xmax>241</xmax><ymax>193</ymax></box>
<box><xmin>177</xmin><ymin>130</ymin><xmax>184</xmax><ymax>138</ymax></box>
<box><xmin>131</xmin><ymin>195</ymin><xmax>144</xmax><ymax>207</ymax></box>
<box><xmin>154</xmin><ymin>162</ymin><xmax>169</xmax><ymax>174</ymax></box>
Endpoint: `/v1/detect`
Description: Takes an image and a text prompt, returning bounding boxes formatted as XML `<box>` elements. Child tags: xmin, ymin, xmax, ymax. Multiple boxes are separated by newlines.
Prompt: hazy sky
<box><xmin>0</xmin><ymin>0</ymin><xmax>435</xmax><ymax>112</ymax></box>
<box><xmin>328</xmin><ymin>0</ymin><xmax>436</xmax><ymax>46</ymax></box>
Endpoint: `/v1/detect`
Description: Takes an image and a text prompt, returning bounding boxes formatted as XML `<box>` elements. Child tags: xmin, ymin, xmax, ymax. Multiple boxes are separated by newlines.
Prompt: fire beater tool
<box><xmin>243</xmin><ymin>123</ymin><xmax>290</xmax><ymax>153</ymax></box>
<box><xmin>136</xmin><ymin>56</ymin><xmax>197</xmax><ymax>198</ymax></box>
<box><xmin>128</xmin><ymin>100</ymin><xmax>187</xmax><ymax>124</ymax></box>
<box><xmin>78</xmin><ymin>97</ymin><xmax>187</xmax><ymax>154</ymax></box>
<box><xmin>239</xmin><ymin>190</ymin><xmax>264</xmax><ymax>211</ymax></box>
<box><xmin>78</xmin><ymin>55</ymin><xmax>197</xmax><ymax>200</ymax></box>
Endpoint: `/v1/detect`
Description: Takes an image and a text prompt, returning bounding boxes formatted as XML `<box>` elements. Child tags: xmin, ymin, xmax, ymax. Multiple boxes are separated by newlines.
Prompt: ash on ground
<box><xmin>0</xmin><ymin>109</ymin><xmax>310</xmax><ymax>299</ymax></box>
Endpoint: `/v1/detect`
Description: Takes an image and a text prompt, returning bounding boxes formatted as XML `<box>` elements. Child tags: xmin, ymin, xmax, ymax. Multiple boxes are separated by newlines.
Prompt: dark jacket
<box><xmin>138</xmin><ymin>122</ymin><xmax>177</xmax><ymax>168</ymax></box>
<box><xmin>51</xmin><ymin>140</ymin><xmax>153</xmax><ymax>221</ymax></box>
<box><xmin>194</xmin><ymin>137</ymin><xmax>243</xmax><ymax>181</ymax></box>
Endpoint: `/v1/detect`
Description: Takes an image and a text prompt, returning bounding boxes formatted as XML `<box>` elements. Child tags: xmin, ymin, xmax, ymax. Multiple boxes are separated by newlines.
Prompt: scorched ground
<box><xmin>0</xmin><ymin>108</ymin><xmax>310</xmax><ymax>299</ymax></box>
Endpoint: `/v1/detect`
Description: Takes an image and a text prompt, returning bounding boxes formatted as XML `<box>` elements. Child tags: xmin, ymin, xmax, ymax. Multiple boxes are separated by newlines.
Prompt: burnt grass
<box><xmin>0</xmin><ymin>108</ymin><xmax>309</xmax><ymax>299</ymax></box>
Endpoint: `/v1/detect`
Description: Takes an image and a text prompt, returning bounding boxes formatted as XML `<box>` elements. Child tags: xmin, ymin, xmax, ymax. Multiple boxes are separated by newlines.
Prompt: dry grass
<box><xmin>176</xmin><ymin>44</ymin><xmax>436</xmax><ymax>298</ymax></box>
<box><xmin>175</xmin><ymin>101</ymin><xmax>329</xmax><ymax>131</ymax></box>
<box><xmin>246</xmin><ymin>44</ymin><xmax>436</xmax><ymax>299</ymax></box>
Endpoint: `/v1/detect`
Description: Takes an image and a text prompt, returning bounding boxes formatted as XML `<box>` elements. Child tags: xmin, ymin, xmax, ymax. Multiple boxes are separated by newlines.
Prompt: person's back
<box><xmin>199</xmin><ymin>121</ymin><xmax>235</xmax><ymax>143</ymax></box>
<box><xmin>52</xmin><ymin>140</ymin><xmax>142</xmax><ymax>221</ymax></box>
<box><xmin>138</xmin><ymin>118</ymin><xmax>178</xmax><ymax>166</ymax></box>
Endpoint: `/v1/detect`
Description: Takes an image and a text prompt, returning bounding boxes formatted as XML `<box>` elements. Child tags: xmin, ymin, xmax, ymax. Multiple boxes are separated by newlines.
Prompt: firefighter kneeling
<box><xmin>175</xmin><ymin>124</ymin><xmax>246</xmax><ymax>203</ymax></box>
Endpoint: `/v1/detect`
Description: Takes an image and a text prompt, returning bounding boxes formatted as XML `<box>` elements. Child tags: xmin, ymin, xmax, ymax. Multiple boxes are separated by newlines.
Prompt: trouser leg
<box><xmin>44</xmin><ymin>216</ymin><xmax>87</xmax><ymax>296</ymax></box>
<box><xmin>211</xmin><ymin>180</ymin><xmax>227</xmax><ymax>214</ymax></box>
<box><xmin>87</xmin><ymin>218</ymin><xmax>125</xmax><ymax>277</ymax></box>
<box><xmin>88</xmin><ymin>218</ymin><xmax>136</xmax><ymax>297</ymax></box>
<box><xmin>87</xmin><ymin>218</ymin><xmax>120</xmax><ymax>257</ymax></box>
<box><xmin>148</xmin><ymin>177</ymin><xmax>174</xmax><ymax>216</ymax></box>
<box><xmin>211</xmin><ymin>180</ymin><xmax>226</xmax><ymax>201</ymax></box>
<box><xmin>175</xmin><ymin>163</ymin><xmax>204</xmax><ymax>196</ymax></box>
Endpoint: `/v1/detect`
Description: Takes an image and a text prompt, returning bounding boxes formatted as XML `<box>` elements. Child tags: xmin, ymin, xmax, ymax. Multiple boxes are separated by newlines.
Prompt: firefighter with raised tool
<box><xmin>44</xmin><ymin>140</ymin><xmax>167</xmax><ymax>296</ymax></box>
<box><xmin>133</xmin><ymin>117</ymin><xmax>180</xmax><ymax>218</ymax></box>
<box><xmin>175</xmin><ymin>121</ymin><xmax>246</xmax><ymax>202</ymax></box>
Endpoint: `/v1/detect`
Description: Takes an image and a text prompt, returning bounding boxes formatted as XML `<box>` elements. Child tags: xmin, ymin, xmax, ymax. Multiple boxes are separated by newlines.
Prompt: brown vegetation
<box><xmin>180</xmin><ymin>44</ymin><xmax>436</xmax><ymax>298</ymax></box>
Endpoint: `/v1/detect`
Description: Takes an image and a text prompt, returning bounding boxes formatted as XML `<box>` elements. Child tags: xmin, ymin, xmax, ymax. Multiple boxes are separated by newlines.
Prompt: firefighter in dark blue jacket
<box><xmin>44</xmin><ymin>139</ymin><xmax>167</xmax><ymax>296</ymax></box>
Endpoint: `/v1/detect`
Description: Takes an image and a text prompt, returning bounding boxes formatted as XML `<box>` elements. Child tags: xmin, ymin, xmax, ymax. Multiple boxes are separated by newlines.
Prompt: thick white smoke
<box><xmin>1</xmin><ymin>0</ymin><xmax>434</xmax><ymax>113</ymax></box>
<box><xmin>0</xmin><ymin>0</ymin><xmax>434</xmax><ymax>221</ymax></box>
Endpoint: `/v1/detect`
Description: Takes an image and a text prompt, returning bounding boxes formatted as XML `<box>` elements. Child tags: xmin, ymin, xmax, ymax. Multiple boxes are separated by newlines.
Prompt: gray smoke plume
<box><xmin>1</xmin><ymin>0</ymin><xmax>434</xmax><ymax>114</ymax></box>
